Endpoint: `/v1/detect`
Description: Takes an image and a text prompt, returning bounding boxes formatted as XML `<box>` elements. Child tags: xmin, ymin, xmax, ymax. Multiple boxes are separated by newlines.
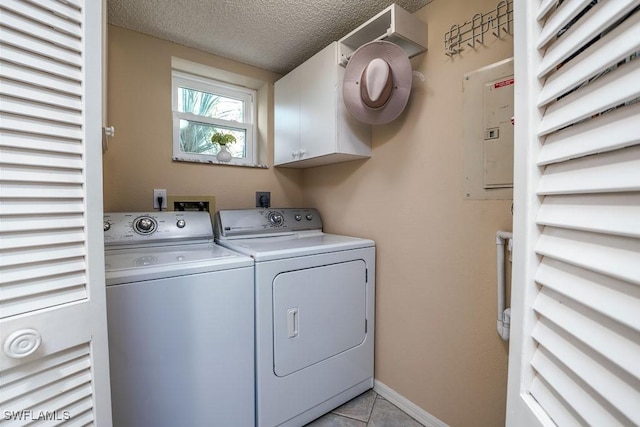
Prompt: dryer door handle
<box><xmin>287</xmin><ymin>308</ymin><xmax>299</xmax><ymax>338</ymax></box>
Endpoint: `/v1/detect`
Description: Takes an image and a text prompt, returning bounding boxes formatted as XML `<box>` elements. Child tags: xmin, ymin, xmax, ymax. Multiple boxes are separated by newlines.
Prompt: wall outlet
<box><xmin>153</xmin><ymin>189</ymin><xmax>167</xmax><ymax>209</ymax></box>
<box><xmin>256</xmin><ymin>191</ymin><xmax>270</xmax><ymax>208</ymax></box>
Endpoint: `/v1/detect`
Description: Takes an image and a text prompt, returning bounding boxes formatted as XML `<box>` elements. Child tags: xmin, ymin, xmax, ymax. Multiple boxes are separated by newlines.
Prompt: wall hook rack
<box><xmin>444</xmin><ymin>0</ymin><xmax>513</xmax><ymax>57</ymax></box>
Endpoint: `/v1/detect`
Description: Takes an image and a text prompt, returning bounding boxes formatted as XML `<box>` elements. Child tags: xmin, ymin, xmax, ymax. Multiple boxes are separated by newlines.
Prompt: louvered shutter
<box><xmin>507</xmin><ymin>1</ymin><xmax>640</xmax><ymax>425</ymax></box>
<box><xmin>0</xmin><ymin>0</ymin><xmax>112</xmax><ymax>424</ymax></box>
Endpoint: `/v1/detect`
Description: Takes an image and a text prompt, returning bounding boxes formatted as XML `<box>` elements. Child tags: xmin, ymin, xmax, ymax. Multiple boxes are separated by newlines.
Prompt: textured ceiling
<box><xmin>107</xmin><ymin>0</ymin><xmax>432</xmax><ymax>75</ymax></box>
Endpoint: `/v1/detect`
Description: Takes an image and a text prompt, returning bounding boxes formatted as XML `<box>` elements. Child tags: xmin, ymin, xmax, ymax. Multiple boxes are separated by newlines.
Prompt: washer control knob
<box><xmin>103</xmin><ymin>222</ymin><xmax>111</xmax><ymax>231</ymax></box>
<box><xmin>295</xmin><ymin>215</ymin><xmax>302</xmax><ymax>221</ymax></box>
<box><xmin>138</xmin><ymin>218</ymin><xmax>153</xmax><ymax>231</ymax></box>
<box><xmin>305</xmin><ymin>214</ymin><xmax>313</xmax><ymax>221</ymax></box>
<box><xmin>268</xmin><ymin>211</ymin><xmax>284</xmax><ymax>226</ymax></box>
<box><xmin>176</xmin><ymin>219</ymin><xmax>186</xmax><ymax>228</ymax></box>
<box><xmin>134</xmin><ymin>217</ymin><xmax>157</xmax><ymax>234</ymax></box>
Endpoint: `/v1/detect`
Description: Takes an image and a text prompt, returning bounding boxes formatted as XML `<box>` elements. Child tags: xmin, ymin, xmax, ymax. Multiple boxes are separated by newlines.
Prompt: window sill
<box><xmin>172</xmin><ymin>156</ymin><xmax>268</xmax><ymax>169</ymax></box>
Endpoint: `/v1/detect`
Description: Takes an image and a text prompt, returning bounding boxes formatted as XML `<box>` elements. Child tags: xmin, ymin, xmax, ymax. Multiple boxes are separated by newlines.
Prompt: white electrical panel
<box><xmin>463</xmin><ymin>58</ymin><xmax>514</xmax><ymax>200</ymax></box>
<box><xmin>483</xmin><ymin>74</ymin><xmax>514</xmax><ymax>188</ymax></box>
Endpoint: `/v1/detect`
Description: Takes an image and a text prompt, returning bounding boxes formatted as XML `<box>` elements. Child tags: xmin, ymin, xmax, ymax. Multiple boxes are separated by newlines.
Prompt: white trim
<box><xmin>373</xmin><ymin>380</ymin><xmax>449</xmax><ymax>427</ymax></box>
<box><xmin>505</xmin><ymin>0</ymin><xmax>546</xmax><ymax>424</ymax></box>
<box><xmin>171</xmin><ymin>56</ymin><xmax>266</xmax><ymax>90</ymax></box>
<box><xmin>85</xmin><ymin>1</ymin><xmax>112</xmax><ymax>424</ymax></box>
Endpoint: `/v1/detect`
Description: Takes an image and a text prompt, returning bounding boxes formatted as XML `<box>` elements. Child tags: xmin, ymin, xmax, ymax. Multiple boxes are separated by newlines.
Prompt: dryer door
<box><xmin>273</xmin><ymin>260</ymin><xmax>367</xmax><ymax>377</ymax></box>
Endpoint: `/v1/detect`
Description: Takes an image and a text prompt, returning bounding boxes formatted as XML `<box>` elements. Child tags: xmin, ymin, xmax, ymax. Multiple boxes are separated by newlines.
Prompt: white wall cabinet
<box><xmin>274</xmin><ymin>42</ymin><xmax>371</xmax><ymax>168</ymax></box>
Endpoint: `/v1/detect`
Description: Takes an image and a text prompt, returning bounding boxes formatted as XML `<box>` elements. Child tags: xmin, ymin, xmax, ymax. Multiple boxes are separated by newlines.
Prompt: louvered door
<box><xmin>0</xmin><ymin>1</ymin><xmax>112</xmax><ymax>425</ymax></box>
<box><xmin>506</xmin><ymin>0</ymin><xmax>640</xmax><ymax>425</ymax></box>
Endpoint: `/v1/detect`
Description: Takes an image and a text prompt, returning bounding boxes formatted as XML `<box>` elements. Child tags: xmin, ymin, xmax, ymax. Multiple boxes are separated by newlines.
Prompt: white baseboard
<box><xmin>373</xmin><ymin>380</ymin><xmax>449</xmax><ymax>427</ymax></box>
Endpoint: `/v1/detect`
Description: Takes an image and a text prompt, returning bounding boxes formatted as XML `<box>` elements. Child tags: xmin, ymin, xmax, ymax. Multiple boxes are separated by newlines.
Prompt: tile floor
<box><xmin>305</xmin><ymin>389</ymin><xmax>424</xmax><ymax>426</ymax></box>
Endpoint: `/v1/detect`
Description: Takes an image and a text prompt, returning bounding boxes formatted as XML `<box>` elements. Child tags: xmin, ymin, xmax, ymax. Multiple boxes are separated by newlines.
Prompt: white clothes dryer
<box><xmin>104</xmin><ymin>211</ymin><xmax>254</xmax><ymax>427</ymax></box>
<box><xmin>215</xmin><ymin>208</ymin><xmax>375</xmax><ymax>427</ymax></box>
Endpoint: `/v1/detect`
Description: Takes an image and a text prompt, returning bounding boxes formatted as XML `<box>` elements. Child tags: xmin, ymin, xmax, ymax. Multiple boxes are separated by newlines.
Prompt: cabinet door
<box><xmin>299</xmin><ymin>43</ymin><xmax>338</xmax><ymax>160</ymax></box>
<box><xmin>274</xmin><ymin>69</ymin><xmax>301</xmax><ymax>165</ymax></box>
<box><xmin>506</xmin><ymin>2</ymin><xmax>640</xmax><ymax>426</ymax></box>
<box><xmin>0</xmin><ymin>0</ymin><xmax>112</xmax><ymax>424</ymax></box>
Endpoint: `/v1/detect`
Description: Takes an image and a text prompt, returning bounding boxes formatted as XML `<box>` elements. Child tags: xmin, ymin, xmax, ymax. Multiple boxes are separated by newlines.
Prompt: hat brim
<box><xmin>343</xmin><ymin>41</ymin><xmax>412</xmax><ymax>125</ymax></box>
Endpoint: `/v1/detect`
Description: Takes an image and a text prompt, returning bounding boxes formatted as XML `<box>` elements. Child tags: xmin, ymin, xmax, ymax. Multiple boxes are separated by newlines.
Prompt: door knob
<box><xmin>3</xmin><ymin>329</ymin><xmax>42</xmax><ymax>359</ymax></box>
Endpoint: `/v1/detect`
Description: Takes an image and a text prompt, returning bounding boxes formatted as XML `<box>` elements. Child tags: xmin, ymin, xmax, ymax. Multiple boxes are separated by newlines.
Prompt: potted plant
<box><xmin>211</xmin><ymin>132</ymin><xmax>236</xmax><ymax>162</ymax></box>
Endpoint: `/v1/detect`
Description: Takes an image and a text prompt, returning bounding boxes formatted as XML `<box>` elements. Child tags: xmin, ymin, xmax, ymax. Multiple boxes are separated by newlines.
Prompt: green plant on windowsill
<box><xmin>211</xmin><ymin>132</ymin><xmax>236</xmax><ymax>162</ymax></box>
<box><xmin>211</xmin><ymin>132</ymin><xmax>236</xmax><ymax>146</ymax></box>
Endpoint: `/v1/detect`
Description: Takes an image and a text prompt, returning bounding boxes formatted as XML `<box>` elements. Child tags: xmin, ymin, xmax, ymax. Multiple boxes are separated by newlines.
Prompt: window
<box><xmin>172</xmin><ymin>70</ymin><xmax>257</xmax><ymax>166</ymax></box>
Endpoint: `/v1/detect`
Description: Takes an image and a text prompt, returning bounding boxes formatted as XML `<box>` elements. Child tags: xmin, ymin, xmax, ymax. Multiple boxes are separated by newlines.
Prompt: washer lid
<box><xmin>104</xmin><ymin>242</ymin><xmax>252</xmax><ymax>285</ymax></box>
<box><xmin>217</xmin><ymin>232</ymin><xmax>374</xmax><ymax>262</ymax></box>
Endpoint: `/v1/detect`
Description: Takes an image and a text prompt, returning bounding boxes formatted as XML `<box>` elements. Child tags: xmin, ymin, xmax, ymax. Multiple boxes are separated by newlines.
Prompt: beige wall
<box><xmin>302</xmin><ymin>1</ymin><xmax>514</xmax><ymax>425</ymax></box>
<box><xmin>104</xmin><ymin>26</ymin><xmax>304</xmax><ymax>212</ymax></box>
<box><xmin>106</xmin><ymin>1</ymin><xmax>513</xmax><ymax>423</ymax></box>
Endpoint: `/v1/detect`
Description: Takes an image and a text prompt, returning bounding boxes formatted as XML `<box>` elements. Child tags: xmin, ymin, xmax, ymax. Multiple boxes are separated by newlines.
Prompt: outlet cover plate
<box><xmin>153</xmin><ymin>189</ymin><xmax>167</xmax><ymax>209</ymax></box>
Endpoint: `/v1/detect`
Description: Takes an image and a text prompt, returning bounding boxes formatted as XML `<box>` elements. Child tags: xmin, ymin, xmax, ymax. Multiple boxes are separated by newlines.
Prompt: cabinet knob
<box><xmin>291</xmin><ymin>149</ymin><xmax>306</xmax><ymax>159</ymax></box>
<box><xmin>3</xmin><ymin>329</ymin><xmax>42</xmax><ymax>359</ymax></box>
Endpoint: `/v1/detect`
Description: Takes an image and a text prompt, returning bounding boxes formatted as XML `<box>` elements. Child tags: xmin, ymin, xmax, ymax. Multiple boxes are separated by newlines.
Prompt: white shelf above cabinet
<box><xmin>338</xmin><ymin>4</ymin><xmax>428</xmax><ymax>66</ymax></box>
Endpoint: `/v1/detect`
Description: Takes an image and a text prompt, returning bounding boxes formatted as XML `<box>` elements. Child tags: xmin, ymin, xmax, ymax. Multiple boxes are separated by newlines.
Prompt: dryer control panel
<box><xmin>215</xmin><ymin>208</ymin><xmax>322</xmax><ymax>239</ymax></box>
<box><xmin>104</xmin><ymin>211</ymin><xmax>213</xmax><ymax>246</ymax></box>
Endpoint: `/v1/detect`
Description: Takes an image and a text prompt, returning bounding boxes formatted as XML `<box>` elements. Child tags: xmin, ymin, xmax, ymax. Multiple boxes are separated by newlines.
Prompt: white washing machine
<box><xmin>104</xmin><ymin>211</ymin><xmax>254</xmax><ymax>427</ymax></box>
<box><xmin>214</xmin><ymin>208</ymin><xmax>375</xmax><ymax>427</ymax></box>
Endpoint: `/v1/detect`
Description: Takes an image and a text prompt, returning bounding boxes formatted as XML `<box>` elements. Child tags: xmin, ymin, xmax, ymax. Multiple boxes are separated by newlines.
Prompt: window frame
<box><xmin>171</xmin><ymin>70</ymin><xmax>257</xmax><ymax>166</ymax></box>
